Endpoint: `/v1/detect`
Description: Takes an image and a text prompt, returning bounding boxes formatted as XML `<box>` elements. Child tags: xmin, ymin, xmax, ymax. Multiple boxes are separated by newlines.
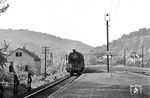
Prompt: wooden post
<box><xmin>42</xmin><ymin>46</ymin><xmax>50</xmax><ymax>79</ymax></box>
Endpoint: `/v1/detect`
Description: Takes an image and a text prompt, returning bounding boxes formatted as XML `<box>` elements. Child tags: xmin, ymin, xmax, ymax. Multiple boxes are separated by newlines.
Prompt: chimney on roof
<box><xmin>23</xmin><ymin>43</ymin><xmax>26</xmax><ymax>49</ymax></box>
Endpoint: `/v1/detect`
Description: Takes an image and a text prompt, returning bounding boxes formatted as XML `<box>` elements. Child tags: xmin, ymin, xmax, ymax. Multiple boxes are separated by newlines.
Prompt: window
<box><xmin>19</xmin><ymin>52</ymin><xmax>22</xmax><ymax>56</ymax></box>
<box><xmin>16</xmin><ymin>52</ymin><xmax>19</xmax><ymax>57</ymax></box>
<box><xmin>16</xmin><ymin>52</ymin><xmax>22</xmax><ymax>57</ymax></box>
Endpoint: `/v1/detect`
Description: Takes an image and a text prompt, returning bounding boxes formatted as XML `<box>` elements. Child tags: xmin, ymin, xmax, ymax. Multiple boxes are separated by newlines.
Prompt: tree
<box><xmin>0</xmin><ymin>0</ymin><xmax>9</xmax><ymax>14</ymax></box>
<box><xmin>0</xmin><ymin>41</ymin><xmax>10</xmax><ymax>83</ymax></box>
<box><xmin>0</xmin><ymin>0</ymin><xmax>10</xmax><ymax>66</ymax></box>
<box><xmin>0</xmin><ymin>40</ymin><xmax>9</xmax><ymax>68</ymax></box>
<box><xmin>89</xmin><ymin>55</ymin><xmax>97</xmax><ymax>65</ymax></box>
<box><xmin>0</xmin><ymin>52</ymin><xmax>7</xmax><ymax>67</ymax></box>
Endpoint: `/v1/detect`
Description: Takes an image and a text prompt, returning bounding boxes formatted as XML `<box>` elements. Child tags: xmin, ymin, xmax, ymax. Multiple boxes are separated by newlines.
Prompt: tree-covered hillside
<box><xmin>0</xmin><ymin>29</ymin><xmax>93</xmax><ymax>55</ymax></box>
<box><xmin>90</xmin><ymin>28</ymin><xmax>150</xmax><ymax>67</ymax></box>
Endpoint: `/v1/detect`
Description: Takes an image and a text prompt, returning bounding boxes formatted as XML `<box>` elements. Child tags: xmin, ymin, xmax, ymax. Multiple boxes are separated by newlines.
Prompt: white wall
<box><xmin>7</xmin><ymin>49</ymin><xmax>41</xmax><ymax>75</ymax></box>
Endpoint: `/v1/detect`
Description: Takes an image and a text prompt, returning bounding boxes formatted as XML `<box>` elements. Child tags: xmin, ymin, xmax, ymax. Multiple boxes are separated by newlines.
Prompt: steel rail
<box><xmin>48</xmin><ymin>74</ymin><xmax>83</xmax><ymax>98</ymax></box>
<box><xmin>24</xmin><ymin>75</ymin><xmax>71</xmax><ymax>98</ymax></box>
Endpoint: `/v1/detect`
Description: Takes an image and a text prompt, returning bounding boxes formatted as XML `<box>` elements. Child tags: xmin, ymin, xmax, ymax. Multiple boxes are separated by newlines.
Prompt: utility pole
<box><xmin>50</xmin><ymin>52</ymin><xmax>53</xmax><ymax>66</ymax></box>
<box><xmin>142</xmin><ymin>45</ymin><xmax>144</xmax><ymax>68</ymax></box>
<box><xmin>65</xmin><ymin>54</ymin><xmax>68</xmax><ymax>63</ymax></box>
<box><xmin>105</xmin><ymin>13</ymin><xmax>110</xmax><ymax>72</ymax></box>
<box><xmin>61</xmin><ymin>57</ymin><xmax>64</xmax><ymax>72</ymax></box>
<box><xmin>42</xmin><ymin>46</ymin><xmax>50</xmax><ymax>79</ymax></box>
<box><xmin>124</xmin><ymin>49</ymin><xmax>126</xmax><ymax>66</ymax></box>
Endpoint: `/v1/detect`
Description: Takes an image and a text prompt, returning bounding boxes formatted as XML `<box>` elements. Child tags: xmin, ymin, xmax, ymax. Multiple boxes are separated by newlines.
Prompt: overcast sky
<box><xmin>0</xmin><ymin>0</ymin><xmax>150</xmax><ymax>47</ymax></box>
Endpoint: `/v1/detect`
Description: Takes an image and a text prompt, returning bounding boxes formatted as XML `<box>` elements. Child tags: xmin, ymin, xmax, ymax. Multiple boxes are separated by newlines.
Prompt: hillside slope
<box><xmin>91</xmin><ymin>28</ymin><xmax>150</xmax><ymax>55</ymax></box>
<box><xmin>90</xmin><ymin>28</ymin><xmax>150</xmax><ymax>65</ymax></box>
<box><xmin>0</xmin><ymin>29</ymin><xmax>93</xmax><ymax>56</ymax></box>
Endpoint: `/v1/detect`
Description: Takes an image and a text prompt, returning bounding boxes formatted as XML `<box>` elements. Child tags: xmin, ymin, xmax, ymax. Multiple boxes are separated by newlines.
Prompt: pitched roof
<box><xmin>15</xmin><ymin>48</ymin><xmax>41</xmax><ymax>61</ymax></box>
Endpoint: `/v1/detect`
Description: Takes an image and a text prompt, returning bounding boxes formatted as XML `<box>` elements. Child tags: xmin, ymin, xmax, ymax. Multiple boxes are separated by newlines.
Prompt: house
<box><xmin>127</xmin><ymin>51</ymin><xmax>142</xmax><ymax>65</ymax></box>
<box><xmin>7</xmin><ymin>47</ymin><xmax>41</xmax><ymax>75</ymax></box>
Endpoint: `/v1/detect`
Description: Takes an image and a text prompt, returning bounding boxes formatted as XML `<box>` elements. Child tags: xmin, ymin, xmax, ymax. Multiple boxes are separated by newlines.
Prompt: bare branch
<box><xmin>0</xmin><ymin>0</ymin><xmax>9</xmax><ymax>13</ymax></box>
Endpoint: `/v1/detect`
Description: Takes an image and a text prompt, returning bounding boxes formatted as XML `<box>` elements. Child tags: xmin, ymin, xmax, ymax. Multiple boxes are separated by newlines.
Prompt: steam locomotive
<box><xmin>66</xmin><ymin>49</ymin><xmax>85</xmax><ymax>76</ymax></box>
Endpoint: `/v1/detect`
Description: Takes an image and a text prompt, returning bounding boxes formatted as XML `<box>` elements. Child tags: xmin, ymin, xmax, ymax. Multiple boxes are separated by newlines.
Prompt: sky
<box><xmin>0</xmin><ymin>0</ymin><xmax>150</xmax><ymax>47</ymax></box>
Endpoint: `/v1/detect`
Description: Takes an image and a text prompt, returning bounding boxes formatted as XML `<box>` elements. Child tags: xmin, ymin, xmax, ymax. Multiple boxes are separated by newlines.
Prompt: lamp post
<box><xmin>105</xmin><ymin>13</ymin><xmax>110</xmax><ymax>72</ymax></box>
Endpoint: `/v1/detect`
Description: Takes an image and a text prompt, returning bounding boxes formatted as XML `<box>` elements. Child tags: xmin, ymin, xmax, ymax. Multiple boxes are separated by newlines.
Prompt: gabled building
<box><xmin>127</xmin><ymin>51</ymin><xmax>141</xmax><ymax>65</ymax></box>
<box><xmin>7</xmin><ymin>47</ymin><xmax>41</xmax><ymax>75</ymax></box>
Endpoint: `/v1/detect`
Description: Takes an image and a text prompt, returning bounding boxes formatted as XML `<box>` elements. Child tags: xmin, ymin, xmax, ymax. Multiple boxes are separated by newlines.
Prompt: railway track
<box><xmin>127</xmin><ymin>70</ymin><xmax>150</xmax><ymax>76</ymax></box>
<box><xmin>17</xmin><ymin>75</ymin><xmax>80</xmax><ymax>98</ymax></box>
<box><xmin>114</xmin><ymin>66</ymin><xmax>150</xmax><ymax>76</ymax></box>
<box><xmin>90</xmin><ymin>65</ymin><xmax>150</xmax><ymax>76</ymax></box>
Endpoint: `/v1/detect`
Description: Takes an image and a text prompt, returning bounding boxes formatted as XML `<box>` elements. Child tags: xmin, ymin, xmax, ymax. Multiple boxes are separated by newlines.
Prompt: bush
<box><xmin>115</xmin><ymin>57</ymin><xmax>124</xmax><ymax>65</ymax></box>
<box><xmin>13</xmin><ymin>64</ymin><xmax>36</xmax><ymax>83</ymax></box>
<box><xmin>89</xmin><ymin>55</ymin><xmax>97</xmax><ymax>65</ymax></box>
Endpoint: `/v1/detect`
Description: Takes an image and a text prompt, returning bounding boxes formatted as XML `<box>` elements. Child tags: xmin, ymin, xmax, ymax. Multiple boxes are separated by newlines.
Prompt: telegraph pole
<box><xmin>124</xmin><ymin>49</ymin><xmax>126</xmax><ymax>66</ymax></box>
<box><xmin>105</xmin><ymin>13</ymin><xmax>110</xmax><ymax>72</ymax></box>
<box><xmin>65</xmin><ymin>54</ymin><xmax>68</xmax><ymax>63</ymax></box>
<box><xmin>42</xmin><ymin>46</ymin><xmax>50</xmax><ymax>78</ymax></box>
<box><xmin>50</xmin><ymin>52</ymin><xmax>53</xmax><ymax>66</ymax></box>
<box><xmin>142</xmin><ymin>45</ymin><xmax>144</xmax><ymax>68</ymax></box>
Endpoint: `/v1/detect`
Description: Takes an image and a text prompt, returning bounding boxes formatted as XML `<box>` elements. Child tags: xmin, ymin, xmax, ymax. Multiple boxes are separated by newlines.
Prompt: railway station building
<box><xmin>7</xmin><ymin>47</ymin><xmax>41</xmax><ymax>75</ymax></box>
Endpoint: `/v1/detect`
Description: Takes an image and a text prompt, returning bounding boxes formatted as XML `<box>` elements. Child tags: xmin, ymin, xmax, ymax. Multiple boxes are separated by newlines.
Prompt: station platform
<box><xmin>48</xmin><ymin>71</ymin><xmax>150</xmax><ymax>98</ymax></box>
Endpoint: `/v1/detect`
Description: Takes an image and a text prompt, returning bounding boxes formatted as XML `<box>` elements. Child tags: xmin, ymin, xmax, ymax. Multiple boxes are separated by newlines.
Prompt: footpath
<box><xmin>49</xmin><ymin>71</ymin><xmax>150</xmax><ymax>98</ymax></box>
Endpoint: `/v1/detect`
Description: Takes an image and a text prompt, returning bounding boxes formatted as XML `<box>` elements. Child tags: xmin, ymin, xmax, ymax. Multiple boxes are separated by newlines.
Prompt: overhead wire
<box><xmin>114</xmin><ymin>0</ymin><xmax>120</xmax><ymax>17</ymax></box>
<box><xmin>108</xmin><ymin>0</ymin><xmax>121</xmax><ymax>23</ymax></box>
<box><xmin>105</xmin><ymin>0</ymin><xmax>121</xmax><ymax>42</ymax></box>
<box><xmin>109</xmin><ymin>0</ymin><xmax>114</xmax><ymax>13</ymax></box>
